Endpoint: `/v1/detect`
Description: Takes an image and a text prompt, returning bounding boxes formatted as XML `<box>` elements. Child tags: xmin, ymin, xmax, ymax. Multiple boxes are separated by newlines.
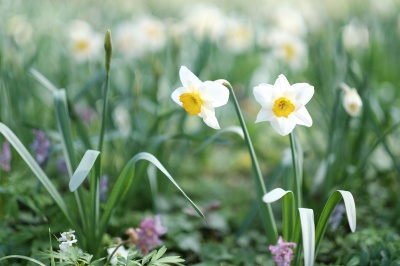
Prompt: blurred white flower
<box><xmin>58</xmin><ymin>229</ymin><xmax>77</xmax><ymax>253</ymax></box>
<box><xmin>267</xmin><ymin>30</ymin><xmax>308</xmax><ymax>71</ymax></box>
<box><xmin>107</xmin><ymin>246</ymin><xmax>129</xmax><ymax>265</ymax></box>
<box><xmin>342</xmin><ymin>20</ymin><xmax>369</xmax><ymax>51</ymax></box>
<box><xmin>220</xmin><ymin>17</ymin><xmax>253</xmax><ymax>54</ymax></box>
<box><xmin>114</xmin><ymin>21</ymin><xmax>145</xmax><ymax>58</ymax></box>
<box><xmin>253</xmin><ymin>74</ymin><xmax>314</xmax><ymax>136</ymax></box>
<box><xmin>270</xmin><ymin>5</ymin><xmax>308</xmax><ymax>37</ymax></box>
<box><xmin>340</xmin><ymin>83</ymin><xmax>363</xmax><ymax>117</ymax></box>
<box><xmin>6</xmin><ymin>15</ymin><xmax>33</xmax><ymax>45</ymax></box>
<box><xmin>182</xmin><ymin>4</ymin><xmax>226</xmax><ymax>42</ymax></box>
<box><xmin>136</xmin><ymin>15</ymin><xmax>167</xmax><ymax>53</ymax></box>
<box><xmin>69</xmin><ymin>20</ymin><xmax>102</xmax><ymax>62</ymax></box>
<box><xmin>171</xmin><ymin>66</ymin><xmax>229</xmax><ymax>130</ymax></box>
<box><xmin>369</xmin><ymin>0</ymin><xmax>396</xmax><ymax>17</ymax></box>
<box><xmin>113</xmin><ymin>105</ymin><xmax>131</xmax><ymax>135</ymax></box>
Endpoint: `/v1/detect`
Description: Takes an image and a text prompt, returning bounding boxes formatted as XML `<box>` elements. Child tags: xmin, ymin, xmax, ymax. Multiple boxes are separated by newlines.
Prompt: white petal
<box><xmin>253</xmin><ymin>84</ymin><xmax>275</xmax><ymax>107</ymax></box>
<box><xmin>290</xmin><ymin>83</ymin><xmax>314</xmax><ymax>105</ymax></box>
<box><xmin>171</xmin><ymin>87</ymin><xmax>189</xmax><ymax>106</ymax></box>
<box><xmin>274</xmin><ymin>74</ymin><xmax>291</xmax><ymax>94</ymax></box>
<box><xmin>255</xmin><ymin>108</ymin><xmax>275</xmax><ymax>123</ymax></box>
<box><xmin>270</xmin><ymin>117</ymin><xmax>296</xmax><ymax>136</ymax></box>
<box><xmin>179</xmin><ymin>66</ymin><xmax>203</xmax><ymax>90</ymax></box>
<box><xmin>291</xmin><ymin>107</ymin><xmax>313</xmax><ymax>127</ymax></box>
<box><xmin>200</xmin><ymin>105</ymin><xmax>220</xmax><ymax>129</ymax></box>
<box><xmin>203</xmin><ymin>81</ymin><xmax>230</xmax><ymax>107</ymax></box>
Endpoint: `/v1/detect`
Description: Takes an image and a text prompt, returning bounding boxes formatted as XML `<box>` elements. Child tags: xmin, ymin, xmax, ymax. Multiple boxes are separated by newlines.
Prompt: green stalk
<box><xmin>289</xmin><ymin>132</ymin><xmax>302</xmax><ymax>209</ymax></box>
<box><xmin>98</xmin><ymin>30</ymin><xmax>112</xmax><ymax>153</ymax></box>
<box><xmin>223</xmin><ymin>81</ymin><xmax>277</xmax><ymax>244</ymax></box>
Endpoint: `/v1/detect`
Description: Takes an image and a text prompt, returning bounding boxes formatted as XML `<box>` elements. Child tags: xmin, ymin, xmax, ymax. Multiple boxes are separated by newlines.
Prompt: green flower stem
<box><xmin>98</xmin><ymin>74</ymin><xmax>110</xmax><ymax>153</ymax></box>
<box><xmin>289</xmin><ymin>132</ymin><xmax>302</xmax><ymax>209</ymax></box>
<box><xmin>224</xmin><ymin>81</ymin><xmax>278</xmax><ymax>244</ymax></box>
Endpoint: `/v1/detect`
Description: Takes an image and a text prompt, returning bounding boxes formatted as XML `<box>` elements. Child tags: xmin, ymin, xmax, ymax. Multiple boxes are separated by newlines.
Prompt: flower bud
<box><xmin>341</xmin><ymin>84</ymin><xmax>362</xmax><ymax>117</ymax></box>
<box><xmin>104</xmin><ymin>29</ymin><xmax>113</xmax><ymax>74</ymax></box>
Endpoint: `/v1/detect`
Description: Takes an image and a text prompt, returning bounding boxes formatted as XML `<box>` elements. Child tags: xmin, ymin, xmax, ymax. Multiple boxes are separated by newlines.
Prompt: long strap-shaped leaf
<box><xmin>96</xmin><ymin>152</ymin><xmax>204</xmax><ymax>254</ymax></box>
<box><xmin>69</xmin><ymin>150</ymin><xmax>100</xmax><ymax>192</ymax></box>
<box><xmin>0</xmin><ymin>123</ymin><xmax>78</xmax><ymax>230</ymax></box>
<box><xmin>315</xmin><ymin>190</ymin><xmax>356</xmax><ymax>253</ymax></box>
<box><xmin>263</xmin><ymin>188</ymin><xmax>295</xmax><ymax>241</ymax></box>
<box><xmin>298</xmin><ymin>208</ymin><xmax>315</xmax><ymax>266</ymax></box>
<box><xmin>0</xmin><ymin>255</ymin><xmax>46</xmax><ymax>266</ymax></box>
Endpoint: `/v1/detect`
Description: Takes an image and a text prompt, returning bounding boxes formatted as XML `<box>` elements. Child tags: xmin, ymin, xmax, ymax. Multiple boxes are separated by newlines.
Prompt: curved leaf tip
<box><xmin>263</xmin><ymin>188</ymin><xmax>293</xmax><ymax>203</ymax></box>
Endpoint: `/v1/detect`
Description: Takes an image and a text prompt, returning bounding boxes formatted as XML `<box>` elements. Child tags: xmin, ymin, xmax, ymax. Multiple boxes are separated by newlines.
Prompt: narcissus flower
<box><xmin>340</xmin><ymin>83</ymin><xmax>362</xmax><ymax>117</ymax></box>
<box><xmin>171</xmin><ymin>66</ymin><xmax>229</xmax><ymax>129</ymax></box>
<box><xmin>253</xmin><ymin>74</ymin><xmax>314</xmax><ymax>136</ymax></box>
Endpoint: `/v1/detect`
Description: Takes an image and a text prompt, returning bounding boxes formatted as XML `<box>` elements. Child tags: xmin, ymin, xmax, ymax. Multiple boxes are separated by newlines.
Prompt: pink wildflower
<box><xmin>269</xmin><ymin>236</ymin><xmax>296</xmax><ymax>266</ymax></box>
<box><xmin>0</xmin><ymin>141</ymin><xmax>11</xmax><ymax>172</ymax></box>
<box><xmin>132</xmin><ymin>216</ymin><xmax>167</xmax><ymax>254</ymax></box>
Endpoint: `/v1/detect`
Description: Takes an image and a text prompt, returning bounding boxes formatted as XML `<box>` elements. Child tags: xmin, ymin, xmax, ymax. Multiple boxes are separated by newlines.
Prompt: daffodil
<box><xmin>340</xmin><ymin>83</ymin><xmax>362</xmax><ymax>117</ymax></box>
<box><xmin>171</xmin><ymin>66</ymin><xmax>229</xmax><ymax>129</ymax></box>
<box><xmin>253</xmin><ymin>74</ymin><xmax>314</xmax><ymax>136</ymax></box>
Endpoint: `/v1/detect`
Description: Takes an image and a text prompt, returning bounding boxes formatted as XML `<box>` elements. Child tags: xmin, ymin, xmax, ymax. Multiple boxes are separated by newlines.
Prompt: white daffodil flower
<box><xmin>253</xmin><ymin>74</ymin><xmax>314</xmax><ymax>136</ymax></box>
<box><xmin>171</xmin><ymin>66</ymin><xmax>229</xmax><ymax>130</ymax></box>
<box><xmin>107</xmin><ymin>246</ymin><xmax>129</xmax><ymax>265</ymax></box>
<box><xmin>341</xmin><ymin>83</ymin><xmax>362</xmax><ymax>117</ymax></box>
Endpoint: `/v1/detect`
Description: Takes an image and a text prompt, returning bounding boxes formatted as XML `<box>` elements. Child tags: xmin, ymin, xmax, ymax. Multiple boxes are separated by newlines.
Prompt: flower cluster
<box><xmin>0</xmin><ymin>141</ymin><xmax>11</xmax><ymax>172</ymax></box>
<box><xmin>269</xmin><ymin>236</ymin><xmax>297</xmax><ymax>266</ymax></box>
<box><xmin>58</xmin><ymin>229</ymin><xmax>77</xmax><ymax>252</ymax></box>
<box><xmin>126</xmin><ymin>216</ymin><xmax>167</xmax><ymax>254</ymax></box>
<box><xmin>30</xmin><ymin>130</ymin><xmax>50</xmax><ymax>166</ymax></box>
<box><xmin>330</xmin><ymin>203</ymin><xmax>346</xmax><ymax>232</ymax></box>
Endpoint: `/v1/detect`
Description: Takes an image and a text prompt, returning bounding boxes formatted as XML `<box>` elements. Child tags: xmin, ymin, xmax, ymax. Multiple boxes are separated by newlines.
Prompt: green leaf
<box><xmin>151</xmin><ymin>246</ymin><xmax>167</xmax><ymax>262</ymax></box>
<box><xmin>54</xmin><ymin>89</ymin><xmax>77</xmax><ymax>175</ymax></box>
<box><xmin>0</xmin><ymin>255</ymin><xmax>47</xmax><ymax>266</ymax></box>
<box><xmin>298</xmin><ymin>208</ymin><xmax>315</xmax><ymax>266</ymax></box>
<box><xmin>315</xmin><ymin>190</ymin><xmax>356</xmax><ymax>253</ymax></box>
<box><xmin>0</xmin><ymin>123</ymin><xmax>78</xmax><ymax>231</ymax></box>
<box><xmin>30</xmin><ymin>68</ymin><xmax>58</xmax><ymax>93</ymax></box>
<box><xmin>69</xmin><ymin>150</ymin><xmax>100</xmax><ymax>192</ymax></box>
<box><xmin>97</xmin><ymin>152</ymin><xmax>204</xmax><ymax>253</ymax></box>
<box><xmin>262</xmin><ymin>188</ymin><xmax>295</xmax><ymax>241</ymax></box>
<box><xmin>193</xmin><ymin>126</ymin><xmax>244</xmax><ymax>154</ymax></box>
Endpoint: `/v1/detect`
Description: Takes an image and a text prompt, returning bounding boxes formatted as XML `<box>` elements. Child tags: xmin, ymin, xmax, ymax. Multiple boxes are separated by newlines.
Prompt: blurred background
<box><xmin>1</xmin><ymin>0</ymin><xmax>400</xmax><ymax>264</ymax></box>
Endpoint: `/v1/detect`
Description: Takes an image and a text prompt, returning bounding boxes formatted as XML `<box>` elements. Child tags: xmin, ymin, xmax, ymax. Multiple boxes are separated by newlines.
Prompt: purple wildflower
<box><xmin>134</xmin><ymin>216</ymin><xmax>167</xmax><ymax>254</ymax></box>
<box><xmin>0</xmin><ymin>141</ymin><xmax>11</xmax><ymax>172</ymax></box>
<box><xmin>100</xmin><ymin>175</ymin><xmax>108</xmax><ymax>202</ymax></box>
<box><xmin>329</xmin><ymin>204</ymin><xmax>345</xmax><ymax>232</ymax></box>
<box><xmin>269</xmin><ymin>236</ymin><xmax>296</xmax><ymax>266</ymax></box>
<box><xmin>57</xmin><ymin>157</ymin><xmax>69</xmax><ymax>176</ymax></box>
<box><xmin>31</xmin><ymin>130</ymin><xmax>50</xmax><ymax>166</ymax></box>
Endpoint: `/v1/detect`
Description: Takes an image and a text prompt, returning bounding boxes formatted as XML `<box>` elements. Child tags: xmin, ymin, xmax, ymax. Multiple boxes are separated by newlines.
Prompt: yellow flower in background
<box><xmin>171</xmin><ymin>66</ymin><xmax>229</xmax><ymax>130</ymax></box>
<box><xmin>341</xmin><ymin>83</ymin><xmax>363</xmax><ymax>117</ymax></box>
<box><xmin>254</xmin><ymin>74</ymin><xmax>314</xmax><ymax>136</ymax></box>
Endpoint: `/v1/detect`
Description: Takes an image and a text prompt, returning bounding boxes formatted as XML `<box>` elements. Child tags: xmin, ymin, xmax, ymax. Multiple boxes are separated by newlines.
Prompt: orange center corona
<box><xmin>272</xmin><ymin>97</ymin><xmax>295</xmax><ymax>118</ymax></box>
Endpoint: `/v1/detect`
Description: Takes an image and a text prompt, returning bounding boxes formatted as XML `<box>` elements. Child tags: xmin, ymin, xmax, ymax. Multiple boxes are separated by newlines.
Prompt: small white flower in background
<box><xmin>220</xmin><ymin>17</ymin><xmax>253</xmax><ymax>54</ymax></box>
<box><xmin>114</xmin><ymin>21</ymin><xmax>145</xmax><ymax>58</ymax></box>
<box><xmin>182</xmin><ymin>4</ymin><xmax>226</xmax><ymax>42</ymax></box>
<box><xmin>58</xmin><ymin>229</ymin><xmax>77</xmax><ymax>252</ymax></box>
<box><xmin>270</xmin><ymin>4</ymin><xmax>308</xmax><ymax>37</ymax></box>
<box><xmin>68</xmin><ymin>20</ymin><xmax>102</xmax><ymax>62</ymax></box>
<box><xmin>342</xmin><ymin>20</ymin><xmax>369</xmax><ymax>52</ymax></box>
<box><xmin>253</xmin><ymin>74</ymin><xmax>314</xmax><ymax>136</ymax></box>
<box><xmin>266</xmin><ymin>30</ymin><xmax>308</xmax><ymax>72</ymax></box>
<box><xmin>136</xmin><ymin>15</ymin><xmax>167</xmax><ymax>53</ymax></box>
<box><xmin>107</xmin><ymin>246</ymin><xmax>129</xmax><ymax>265</ymax></box>
<box><xmin>5</xmin><ymin>15</ymin><xmax>33</xmax><ymax>45</ymax></box>
<box><xmin>340</xmin><ymin>83</ymin><xmax>363</xmax><ymax>117</ymax></box>
<box><xmin>113</xmin><ymin>105</ymin><xmax>131</xmax><ymax>135</ymax></box>
<box><xmin>171</xmin><ymin>66</ymin><xmax>229</xmax><ymax>130</ymax></box>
